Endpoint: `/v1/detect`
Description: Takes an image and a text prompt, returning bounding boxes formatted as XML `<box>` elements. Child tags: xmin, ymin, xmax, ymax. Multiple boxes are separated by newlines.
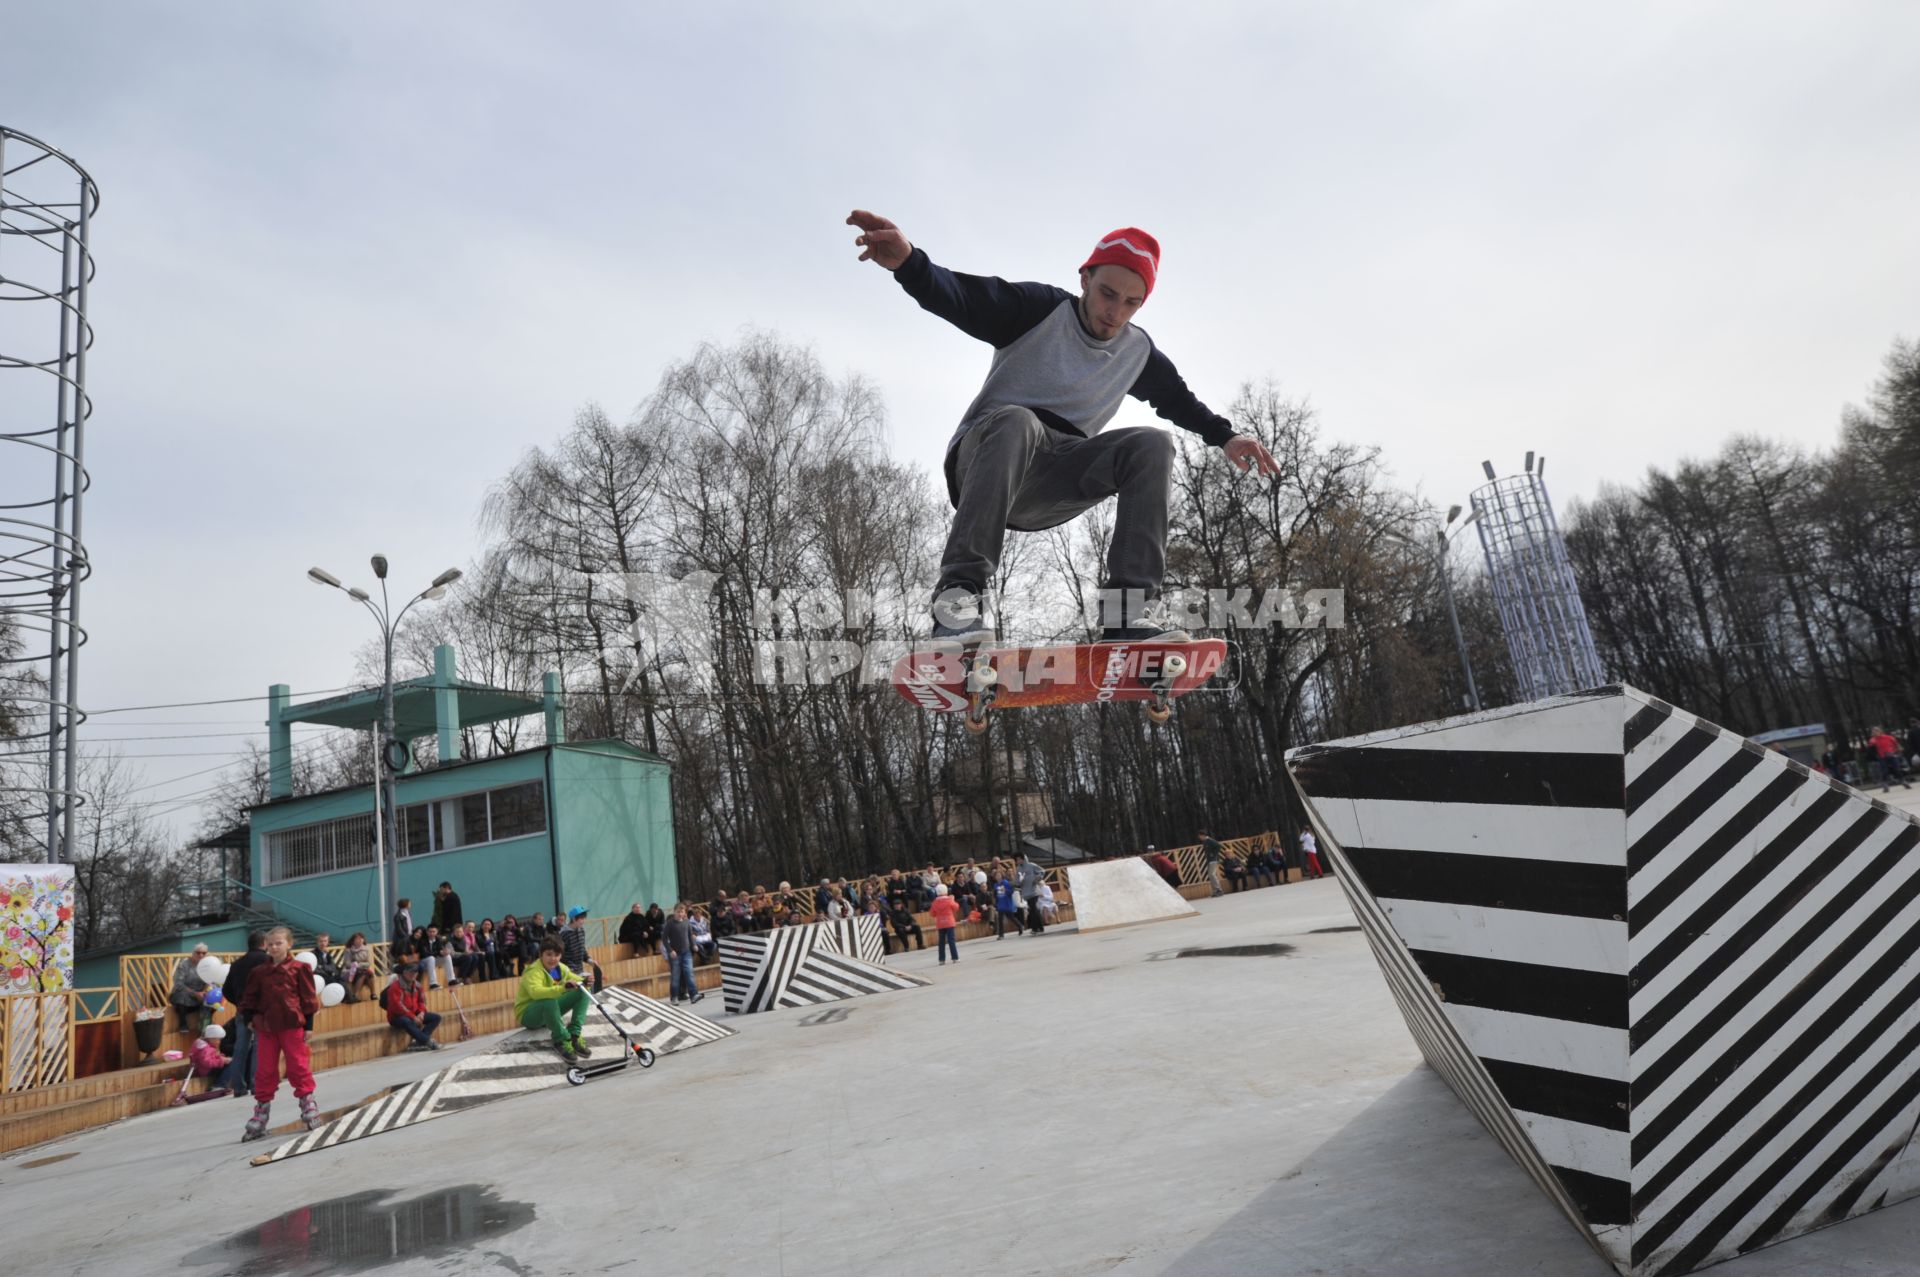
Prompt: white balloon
<box><xmin>320</xmin><ymin>983</ymin><xmax>346</xmax><ymax>1008</ymax></box>
<box><xmin>296</xmin><ymin>951</ymin><xmax>318</xmax><ymax>969</ymax></box>
<box><xmin>214</xmin><ymin>962</ymin><xmax>232</xmax><ymax>985</ymax></box>
<box><xmin>313</xmin><ymin>973</ymin><xmax>325</xmax><ymax>994</ymax></box>
<box><xmin>195</xmin><ymin>956</ymin><xmax>223</xmax><ymax>984</ymax></box>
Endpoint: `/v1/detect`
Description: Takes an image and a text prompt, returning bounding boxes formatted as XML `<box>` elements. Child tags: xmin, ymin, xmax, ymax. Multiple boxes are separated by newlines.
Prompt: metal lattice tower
<box><xmin>1470</xmin><ymin>457</ymin><xmax>1605</xmax><ymax>702</ymax></box>
<box><xmin>1</xmin><ymin>128</ymin><xmax>98</xmax><ymax>861</ymax></box>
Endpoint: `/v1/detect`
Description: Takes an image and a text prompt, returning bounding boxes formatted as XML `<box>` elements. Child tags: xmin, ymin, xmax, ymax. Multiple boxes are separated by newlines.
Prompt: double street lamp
<box><xmin>306</xmin><ymin>556</ymin><xmax>462</xmax><ymax>943</ymax></box>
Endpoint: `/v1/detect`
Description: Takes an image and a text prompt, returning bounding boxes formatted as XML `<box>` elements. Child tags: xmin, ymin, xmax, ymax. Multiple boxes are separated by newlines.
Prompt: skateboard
<box><xmin>889</xmin><ymin>638</ymin><xmax>1228</xmax><ymax>731</ymax></box>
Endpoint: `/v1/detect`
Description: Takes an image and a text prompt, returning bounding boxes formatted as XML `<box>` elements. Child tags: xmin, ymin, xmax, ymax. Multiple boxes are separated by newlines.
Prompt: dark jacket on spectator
<box><xmin>618</xmin><ymin>910</ymin><xmax>649</xmax><ymax>950</ymax></box>
<box><xmin>225</xmin><ymin>946</ymin><xmax>270</xmax><ymax>1020</ymax></box>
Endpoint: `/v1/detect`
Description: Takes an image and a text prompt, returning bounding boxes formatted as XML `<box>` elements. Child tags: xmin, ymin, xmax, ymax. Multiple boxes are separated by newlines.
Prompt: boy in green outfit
<box><xmin>515</xmin><ymin>937</ymin><xmax>594</xmax><ymax>1062</ymax></box>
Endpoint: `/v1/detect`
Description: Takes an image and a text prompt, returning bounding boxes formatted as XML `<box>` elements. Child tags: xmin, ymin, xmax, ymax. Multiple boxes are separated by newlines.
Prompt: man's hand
<box><xmin>1224</xmin><ymin>434</ymin><xmax>1282</xmax><ymax>478</ymax></box>
<box><xmin>847</xmin><ymin>209</ymin><xmax>912</xmax><ymax>272</ymax></box>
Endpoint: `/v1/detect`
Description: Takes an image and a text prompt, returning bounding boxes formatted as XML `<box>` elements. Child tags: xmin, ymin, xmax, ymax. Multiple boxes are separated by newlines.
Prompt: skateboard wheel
<box><xmin>1145</xmin><ymin>704</ymin><xmax>1173</xmax><ymax>724</ymax></box>
<box><xmin>636</xmin><ymin>1047</ymin><xmax>657</xmax><ymax>1068</ymax></box>
<box><xmin>565</xmin><ymin>1067</ymin><xmax>587</xmax><ymax>1086</ymax></box>
<box><xmin>963</xmin><ymin>710</ymin><xmax>990</xmax><ymax>734</ymax></box>
<box><xmin>1162</xmin><ymin>654</ymin><xmax>1188</xmax><ymax>679</ymax></box>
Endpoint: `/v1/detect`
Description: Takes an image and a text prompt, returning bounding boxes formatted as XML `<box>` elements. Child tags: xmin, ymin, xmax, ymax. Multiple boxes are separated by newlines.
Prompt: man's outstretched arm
<box><xmin>847</xmin><ymin>209</ymin><xmax>1064</xmax><ymax>349</ymax></box>
<box><xmin>1131</xmin><ymin>345</ymin><xmax>1282</xmax><ymax>477</ymax></box>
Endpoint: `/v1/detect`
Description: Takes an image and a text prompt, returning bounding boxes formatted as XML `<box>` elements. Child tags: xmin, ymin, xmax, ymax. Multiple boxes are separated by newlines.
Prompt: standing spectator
<box><xmin>391</xmin><ymin>897</ymin><xmax>415</xmax><ymax>950</ymax></box>
<box><xmin>886</xmin><ymin>899</ymin><xmax>926</xmax><ymax>954</ymax></box>
<box><xmin>238</xmin><ymin>927</ymin><xmax>323</xmax><ymax>1140</ymax></box>
<box><xmin>1299</xmin><ymin>827</ymin><xmax>1325</xmax><ymax>879</ymax></box>
<box><xmin>433</xmin><ymin>881</ymin><xmax>465</xmax><ymax>934</ymax></box>
<box><xmin>1018</xmin><ymin>854</ymin><xmax>1046</xmax><ymax>935</ymax></box>
<box><xmin>661</xmin><ymin>904</ymin><xmax>704</xmax><ymax>1005</ymax></box>
<box><xmin>559</xmin><ymin>907</ymin><xmax>604</xmax><ymax>992</ymax></box>
<box><xmin>618</xmin><ymin>904</ymin><xmax>650</xmax><ymax>958</ymax></box>
<box><xmin>1197</xmin><ymin>830</ymin><xmax>1226</xmax><ymax>897</ymax></box>
<box><xmin>169</xmin><ymin>944</ymin><xmax>213</xmax><ymax>1033</ymax></box>
<box><xmin>1868</xmin><ymin>726</ymin><xmax>1912</xmax><ymax>792</ymax></box>
<box><xmin>929</xmin><ymin>884</ymin><xmax>961</xmax><ymax>964</ymax></box>
<box><xmin>1144</xmin><ymin>846</ymin><xmax>1182</xmax><ymax>892</ymax></box>
<box><xmin>220</xmin><ymin>931</ymin><xmax>270</xmax><ymax>1098</ymax></box>
<box><xmin>990</xmin><ymin>869</ymin><xmax>1024</xmax><ymax>939</ymax></box>
<box><xmin>339</xmin><ymin>933</ymin><xmax>377</xmax><ymax>1003</ymax></box>
<box><xmin>382</xmin><ymin>962</ymin><xmax>442</xmax><ymax>1051</ymax></box>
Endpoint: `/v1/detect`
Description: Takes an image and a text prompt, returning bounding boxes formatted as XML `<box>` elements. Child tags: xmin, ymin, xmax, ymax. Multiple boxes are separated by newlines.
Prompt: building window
<box><xmin>265</xmin><ymin>811</ymin><xmax>378</xmax><ymax>884</ymax></box>
<box><xmin>269</xmin><ymin>779</ymin><xmax>550</xmax><ymax>880</ymax></box>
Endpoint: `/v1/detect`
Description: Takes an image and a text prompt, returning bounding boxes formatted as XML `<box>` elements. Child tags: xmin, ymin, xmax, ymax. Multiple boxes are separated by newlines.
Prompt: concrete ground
<box><xmin>5</xmin><ymin>879</ymin><xmax>1919</xmax><ymax>1277</ymax></box>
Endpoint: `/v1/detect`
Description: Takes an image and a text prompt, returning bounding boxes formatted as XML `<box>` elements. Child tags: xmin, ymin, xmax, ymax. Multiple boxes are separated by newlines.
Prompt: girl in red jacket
<box><xmin>238</xmin><ymin>926</ymin><xmax>322</xmax><ymax>1141</ymax></box>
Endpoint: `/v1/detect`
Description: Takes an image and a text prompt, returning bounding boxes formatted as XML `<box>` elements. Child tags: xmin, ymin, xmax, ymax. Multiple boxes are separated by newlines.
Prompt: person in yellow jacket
<box><xmin>515</xmin><ymin>937</ymin><xmax>593</xmax><ymax>1062</ymax></box>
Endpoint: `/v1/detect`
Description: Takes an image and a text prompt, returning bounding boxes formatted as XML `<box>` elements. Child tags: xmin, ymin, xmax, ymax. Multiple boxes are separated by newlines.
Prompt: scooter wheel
<box><xmin>636</xmin><ymin>1047</ymin><xmax>657</xmax><ymax>1068</ymax></box>
<box><xmin>565</xmin><ymin>1067</ymin><xmax>587</xmax><ymax>1086</ymax></box>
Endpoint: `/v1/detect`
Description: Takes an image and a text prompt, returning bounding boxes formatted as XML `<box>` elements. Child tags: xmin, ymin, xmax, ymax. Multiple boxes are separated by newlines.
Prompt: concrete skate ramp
<box><xmin>1066</xmin><ymin>857</ymin><xmax>1198</xmax><ymax>933</ymax></box>
<box><xmin>1285</xmin><ymin>684</ymin><xmax>1920</xmax><ymax>1277</ymax></box>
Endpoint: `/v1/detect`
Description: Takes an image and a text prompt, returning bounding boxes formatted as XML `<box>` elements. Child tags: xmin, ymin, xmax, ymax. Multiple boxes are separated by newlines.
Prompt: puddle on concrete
<box><xmin>184</xmin><ymin>1185</ymin><xmax>533</xmax><ymax>1275</ymax></box>
<box><xmin>17</xmin><ymin>1151</ymin><xmax>79</xmax><ymax>1169</ymax></box>
<box><xmin>1168</xmin><ymin>943</ymin><xmax>1296</xmax><ymax>959</ymax></box>
<box><xmin>1309</xmin><ymin>926</ymin><xmax>1361</xmax><ymax>934</ymax></box>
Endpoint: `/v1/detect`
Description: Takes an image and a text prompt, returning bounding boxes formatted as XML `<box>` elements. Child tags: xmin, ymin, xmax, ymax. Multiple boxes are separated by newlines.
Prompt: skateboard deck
<box><xmin>889</xmin><ymin>638</ymin><xmax>1227</xmax><ymax>728</ymax></box>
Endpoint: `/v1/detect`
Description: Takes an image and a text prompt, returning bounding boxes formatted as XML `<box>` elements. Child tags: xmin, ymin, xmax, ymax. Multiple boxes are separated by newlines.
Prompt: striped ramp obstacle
<box><xmin>253</xmin><ymin>994</ymin><xmax>652</xmax><ymax>1167</ymax></box>
<box><xmin>719</xmin><ymin>916</ymin><xmax>927</xmax><ymax>1015</ymax></box>
<box><xmin>1285</xmin><ymin>684</ymin><xmax>1920</xmax><ymax>1277</ymax></box>
<box><xmin>595</xmin><ymin>986</ymin><xmax>735</xmax><ymax>1054</ymax></box>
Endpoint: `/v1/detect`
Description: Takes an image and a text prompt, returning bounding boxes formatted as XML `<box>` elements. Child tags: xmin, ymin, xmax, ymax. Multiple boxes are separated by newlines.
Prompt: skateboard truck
<box><xmin>962</xmin><ymin>651</ymin><xmax>998</xmax><ymax>734</ymax></box>
<box><xmin>1145</xmin><ymin>651</ymin><xmax>1189</xmax><ymax>724</ymax></box>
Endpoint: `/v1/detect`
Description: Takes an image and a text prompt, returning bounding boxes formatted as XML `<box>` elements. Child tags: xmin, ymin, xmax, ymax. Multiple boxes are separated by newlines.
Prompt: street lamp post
<box><xmin>1438</xmin><ymin>505</ymin><xmax>1483</xmax><ymax>712</ymax></box>
<box><xmin>307</xmin><ymin>558</ymin><xmax>462</xmax><ymax>944</ymax></box>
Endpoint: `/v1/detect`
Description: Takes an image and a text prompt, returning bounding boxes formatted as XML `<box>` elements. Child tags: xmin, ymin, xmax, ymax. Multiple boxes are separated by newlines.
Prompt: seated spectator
<box><xmin>886</xmin><ymin>899</ymin><xmax>925</xmax><ymax>954</ymax></box>
<box><xmin>308</xmin><ymin>933</ymin><xmax>343</xmax><ymax>985</ymax></box>
<box><xmin>1223</xmin><ymin>852</ymin><xmax>1249</xmax><ymax>892</ymax></box>
<box><xmin>421</xmin><ymin>925</ymin><xmax>456</xmax><ymax>988</ymax></box>
<box><xmin>382</xmin><ymin>962</ymin><xmax>443</xmax><ymax>1051</ymax></box>
<box><xmin>643</xmin><ymin>903</ymin><xmax>666</xmax><ymax>948</ymax></box>
<box><xmin>1037</xmin><ymin>880</ymin><xmax>1059</xmax><ymax>923</ymax></box>
<box><xmin>885</xmin><ymin>869</ymin><xmax>912</xmax><ymax>911</ymax></box>
<box><xmin>820</xmin><ymin>886</ymin><xmax>852</xmax><ymax>921</ymax></box>
<box><xmin>170</xmin><ymin>944</ymin><xmax>213</xmax><ymax>1033</ymax></box>
<box><xmin>522</xmin><ymin>912</ymin><xmax>552</xmax><ymax>970</ymax></box>
<box><xmin>688</xmin><ymin>908</ymin><xmax>716</xmax><ymax>962</ymax></box>
<box><xmin>187</xmin><ymin>1023</ymin><xmax>229</xmax><ymax>1086</ymax></box>
<box><xmin>708</xmin><ymin>896</ymin><xmax>738</xmax><ymax>939</ymax></box>
<box><xmin>338</xmin><ymin>933</ymin><xmax>377</xmax><ymax>1004</ymax></box>
<box><xmin>618</xmin><ymin>903</ymin><xmax>650</xmax><ymax>957</ymax></box>
<box><xmin>516</xmin><ymin>938</ymin><xmax>592</xmax><ymax>1063</ymax></box>
<box><xmin>498</xmin><ymin>915</ymin><xmax>525</xmax><ymax>977</ymax></box>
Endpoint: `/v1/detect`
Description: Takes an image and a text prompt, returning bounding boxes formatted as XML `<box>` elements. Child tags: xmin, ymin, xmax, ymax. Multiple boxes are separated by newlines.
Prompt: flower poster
<box><xmin>3</xmin><ymin>864</ymin><xmax>76</xmax><ymax>996</ymax></box>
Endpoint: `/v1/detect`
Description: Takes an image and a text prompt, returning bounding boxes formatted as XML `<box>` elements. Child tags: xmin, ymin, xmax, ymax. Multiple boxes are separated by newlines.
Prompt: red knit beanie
<box><xmin>1079</xmin><ymin>228</ymin><xmax>1160</xmax><ymax>297</ymax></box>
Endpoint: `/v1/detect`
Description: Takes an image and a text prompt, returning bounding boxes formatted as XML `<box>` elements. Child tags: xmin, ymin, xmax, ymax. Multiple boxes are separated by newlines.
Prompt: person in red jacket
<box><xmin>383</xmin><ymin>962</ymin><xmax>443</xmax><ymax>1052</ymax></box>
<box><xmin>929</xmin><ymin>883</ymin><xmax>961</xmax><ymax>965</ymax></box>
<box><xmin>238</xmin><ymin>927</ymin><xmax>322</xmax><ymax>1141</ymax></box>
<box><xmin>1868</xmin><ymin>726</ymin><xmax>1912</xmax><ymax>792</ymax></box>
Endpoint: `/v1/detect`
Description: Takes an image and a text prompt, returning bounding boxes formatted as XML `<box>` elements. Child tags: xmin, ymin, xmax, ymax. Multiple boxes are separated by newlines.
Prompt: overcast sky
<box><xmin>5</xmin><ymin>1</ymin><xmax>1917</xmax><ymax>840</ymax></box>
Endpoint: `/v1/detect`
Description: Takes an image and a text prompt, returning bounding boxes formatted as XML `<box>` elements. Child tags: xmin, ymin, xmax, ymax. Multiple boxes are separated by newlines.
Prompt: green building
<box><xmin>247</xmin><ymin>645</ymin><xmax>677</xmax><ymax>943</ymax></box>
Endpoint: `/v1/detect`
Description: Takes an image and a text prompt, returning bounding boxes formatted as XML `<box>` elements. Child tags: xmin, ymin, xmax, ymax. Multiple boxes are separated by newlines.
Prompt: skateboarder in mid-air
<box><xmin>848</xmin><ymin>210</ymin><xmax>1281</xmax><ymax>646</ymax></box>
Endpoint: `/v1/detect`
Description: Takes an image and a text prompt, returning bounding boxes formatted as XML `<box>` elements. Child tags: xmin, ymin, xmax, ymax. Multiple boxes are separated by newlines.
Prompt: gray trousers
<box><xmin>939</xmin><ymin>406</ymin><xmax>1175</xmax><ymax>600</ymax></box>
